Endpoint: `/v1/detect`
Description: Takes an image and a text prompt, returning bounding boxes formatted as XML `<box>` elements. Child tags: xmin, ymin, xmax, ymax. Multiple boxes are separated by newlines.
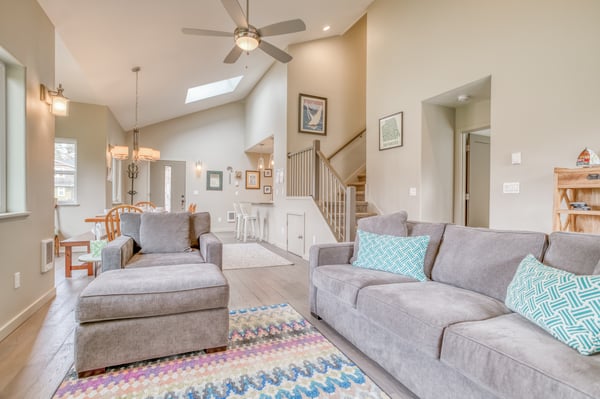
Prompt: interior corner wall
<box><xmin>287</xmin><ymin>15</ymin><xmax>366</xmax><ymax>157</ymax></box>
<box><xmin>421</xmin><ymin>104</ymin><xmax>454</xmax><ymax>222</ymax></box>
<box><xmin>366</xmin><ymin>0</ymin><xmax>600</xmax><ymax>232</ymax></box>
<box><xmin>106</xmin><ymin>108</ymin><xmax>127</xmax><ymax>208</ymax></box>
<box><xmin>55</xmin><ymin>102</ymin><xmax>116</xmax><ymax>238</ymax></box>
<box><xmin>129</xmin><ymin>102</ymin><xmax>266</xmax><ymax>232</ymax></box>
<box><xmin>0</xmin><ymin>0</ymin><xmax>56</xmax><ymax>341</ymax></box>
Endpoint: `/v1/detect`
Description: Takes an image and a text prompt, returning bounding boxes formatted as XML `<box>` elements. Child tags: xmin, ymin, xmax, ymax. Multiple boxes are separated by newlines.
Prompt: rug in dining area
<box><xmin>222</xmin><ymin>243</ymin><xmax>293</xmax><ymax>270</ymax></box>
<box><xmin>53</xmin><ymin>303</ymin><xmax>389</xmax><ymax>399</ymax></box>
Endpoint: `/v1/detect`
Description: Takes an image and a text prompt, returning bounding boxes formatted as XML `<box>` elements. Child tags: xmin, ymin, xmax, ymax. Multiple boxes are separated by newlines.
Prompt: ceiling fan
<box><xmin>182</xmin><ymin>0</ymin><xmax>306</xmax><ymax>64</ymax></box>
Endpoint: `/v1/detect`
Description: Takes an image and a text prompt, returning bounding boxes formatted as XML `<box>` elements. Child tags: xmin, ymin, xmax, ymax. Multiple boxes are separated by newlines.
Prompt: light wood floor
<box><xmin>0</xmin><ymin>233</ymin><xmax>416</xmax><ymax>399</ymax></box>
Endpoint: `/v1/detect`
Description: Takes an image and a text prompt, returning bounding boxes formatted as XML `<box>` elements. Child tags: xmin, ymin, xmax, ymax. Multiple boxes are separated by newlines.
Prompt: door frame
<box><xmin>455</xmin><ymin>125</ymin><xmax>490</xmax><ymax>226</ymax></box>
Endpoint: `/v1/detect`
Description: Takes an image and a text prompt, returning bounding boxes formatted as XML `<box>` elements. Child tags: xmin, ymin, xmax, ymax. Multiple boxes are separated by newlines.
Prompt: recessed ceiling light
<box><xmin>457</xmin><ymin>94</ymin><xmax>471</xmax><ymax>103</ymax></box>
<box><xmin>185</xmin><ymin>75</ymin><xmax>243</xmax><ymax>104</ymax></box>
<box><xmin>322</xmin><ymin>25</ymin><xmax>331</xmax><ymax>32</ymax></box>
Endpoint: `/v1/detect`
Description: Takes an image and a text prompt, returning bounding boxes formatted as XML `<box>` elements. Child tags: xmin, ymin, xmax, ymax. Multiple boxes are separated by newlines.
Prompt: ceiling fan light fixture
<box><xmin>235</xmin><ymin>27</ymin><xmax>260</xmax><ymax>51</ymax></box>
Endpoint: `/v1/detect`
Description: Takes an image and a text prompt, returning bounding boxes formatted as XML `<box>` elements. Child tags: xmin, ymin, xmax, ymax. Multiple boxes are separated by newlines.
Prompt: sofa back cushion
<box><xmin>350</xmin><ymin>211</ymin><xmax>408</xmax><ymax>264</ymax></box>
<box><xmin>406</xmin><ymin>221</ymin><xmax>446</xmax><ymax>279</ymax></box>
<box><xmin>543</xmin><ymin>232</ymin><xmax>600</xmax><ymax>275</ymax></box>
<box><xmin>120</xmin><ymin>212</ymin><xmax>142</xmax><ymax>248</ymax></box>
<box><xmin>139</xmin><ymin>212</ymin><xmax>191</xmax><ymax>253</ymax></box>
<box><xmin>190</xmin><ymin>212</ymin><xmax>211</xmax><ymax>248</ymax></box>
<box><xmin>431</xmin><ymin>225</ymin><xmax>547</xmax><ymax>301</ymax></box>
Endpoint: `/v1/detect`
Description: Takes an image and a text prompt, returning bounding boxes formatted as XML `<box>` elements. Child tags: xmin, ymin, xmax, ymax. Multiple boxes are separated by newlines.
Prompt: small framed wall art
<box><xmin>245</xmin><ymin>170</ymin><xmax>260</xmax><ymax>189</ymax></box>
<box><xmin>299</xmin><ymin>93</ymin><xmax>327</xmax><ymax>135</ymax></box>
<box><xmin>206</xmin><ymin>170</ymin><xmax>223</xmax><ymax>191</ymax></box>
<box><xmin>264</xmin><ymin>168</ymin><xmax>272</xmax><ymax>177</ymax></box>
<box><xmin>379</xmin><ymin>111</ymin><xmax>403</xmax><ymax>151</ymax></box>
<box><xmin>263</xmin><ymin>185</ymin><xmax>272</xmax><ymax>194</ymax></box>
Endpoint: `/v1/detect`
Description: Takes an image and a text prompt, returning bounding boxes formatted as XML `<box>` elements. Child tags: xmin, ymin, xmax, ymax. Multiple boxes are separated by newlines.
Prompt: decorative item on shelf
<box><xmin>576</xmin><ymin>147</ymin><xmax>600</xmax><ymax>167</ymax></box>
<box><xmin>264</xmin><ymin>168</ymin><xmax>272</xmax><ymax>177</ymax></box>
<box><xmin>226</xmin><ymin>166</ymin><xmax>233</xmax><ymax>184</ymax></box>
<box><xmin>379</xmin><ymin>111</ymin><xmax>403</xmax><ymax>151</ymax></box>
<box><xmin>206</xmin><ymin>170</ymin><xmax>223</xmax><ymax>191</ymax></box>
<box><xmin>40</xmin><ymin>83</ymin><xmax>69</xmax><ymax>116</ymax></box>
<box><xmin>299</xmin><ymin>93</ymin><xmax>327</xmax><ymax>135</ymax></box>
<box><xmin>245</xmin><ymin>170</ymin><xmax>260</xmax><ymax>189</ymax></box>
<box><xmin>570</xmin><ymin>202</ymin><xmax>591</xmax><ymax>211</ymax></box>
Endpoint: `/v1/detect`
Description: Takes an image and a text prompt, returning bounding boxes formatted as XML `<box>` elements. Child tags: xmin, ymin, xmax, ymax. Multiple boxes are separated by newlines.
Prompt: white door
<box><xmin>150</xmin><ymin>160</ymin><xmax>186</xmax><ymax>212</ymax></box>
<box><xmin>287</xmin><ymin>213</ymin><xmax>305</xmax><ymax>257</ymax></box>
<box><xmin>466</xmin><ymin>133</ymin><xmax>490</xmax><ymax>227</ymax></box>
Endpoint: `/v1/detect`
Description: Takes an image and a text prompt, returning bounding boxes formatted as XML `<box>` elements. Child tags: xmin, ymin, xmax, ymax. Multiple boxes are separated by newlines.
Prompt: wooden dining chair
<box><xmin>105</xmin><ymin>205</ymin><xmax>143</xmax><ymax>241</ymax></box>
<box><xmin>134</xmin><ymin>201</ymin><xmax>156</xmax><ymax>211</ymax></box>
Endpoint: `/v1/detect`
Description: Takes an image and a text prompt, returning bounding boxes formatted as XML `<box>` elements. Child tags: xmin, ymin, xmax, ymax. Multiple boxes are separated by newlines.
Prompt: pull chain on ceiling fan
<box><xmin>182</xmin><ymin>0</ymin><xmax>306</xmax><ymax>64</ymax></box>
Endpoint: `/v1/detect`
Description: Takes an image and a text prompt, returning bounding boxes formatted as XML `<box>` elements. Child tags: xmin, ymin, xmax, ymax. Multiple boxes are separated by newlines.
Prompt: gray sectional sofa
<box><xmin>309</xmin><ymin>212</ymin><xmax>600</xmax><ymax>399</ymax></box>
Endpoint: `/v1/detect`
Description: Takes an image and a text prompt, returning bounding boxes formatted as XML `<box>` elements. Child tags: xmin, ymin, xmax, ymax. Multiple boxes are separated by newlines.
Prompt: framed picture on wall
<box><xmin>379</xmin><ymin>111</ymin><xmax>403</xmax><ymax>151</ymax></box>
<box><xmin>263</xmin><ymin>185</ymin><xmax>272</xmax><ymax>194</ymax></box>
<box><xmin>264</xmin><ymin>168</ymin><xmax>272</xmax><ymax>177</ymax></box>
<box><xmin>299</xmin><ymin>93</ymin><xmax>327</xmax><ymax>135</ymax></box>
<box><xmin>206</xmin><ymin>170</ymin><xmax>223</xmax><ymax>191</ymax></box>
<box><xmin>245</xmin><ymin>170</ymin><xmax>260</xmax><ymax>189</ymax></box>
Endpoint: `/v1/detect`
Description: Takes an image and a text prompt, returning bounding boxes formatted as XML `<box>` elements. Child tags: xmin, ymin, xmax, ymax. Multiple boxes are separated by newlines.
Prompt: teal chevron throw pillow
<box><xmin>506</xmin><ymin>254</ymin><xmax>600</xmax><ymax>355</ymax></box>
<box><xmin>352</xmin><ymin>229</ymin><xmax>429</xmax><ymax>281</ymax></box>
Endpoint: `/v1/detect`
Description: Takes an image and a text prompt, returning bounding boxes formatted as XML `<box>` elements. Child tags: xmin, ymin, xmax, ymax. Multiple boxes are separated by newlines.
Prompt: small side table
<box><xmin>60</xmin><ymin>232</ymin><xmax>94</xmax><ymax>278</ymax></box>
<box><xmin>78</xmin><ymin>253</ymin><xmax>101</xmax><ymax>277</ymax></box>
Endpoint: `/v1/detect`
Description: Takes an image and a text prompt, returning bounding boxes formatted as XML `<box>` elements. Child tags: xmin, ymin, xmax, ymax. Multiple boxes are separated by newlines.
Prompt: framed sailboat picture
<box><xmin>299</xmin><ymin>93</ymin><xmax>327</xmax><ymax>135</ymax></box>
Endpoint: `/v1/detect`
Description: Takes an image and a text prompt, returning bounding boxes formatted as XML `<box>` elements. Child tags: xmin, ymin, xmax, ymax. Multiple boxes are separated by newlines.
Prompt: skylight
<box><xmin>185</xmin><ymin>75</ymin><xmax>243</xmax><ymax>104</ymax></box>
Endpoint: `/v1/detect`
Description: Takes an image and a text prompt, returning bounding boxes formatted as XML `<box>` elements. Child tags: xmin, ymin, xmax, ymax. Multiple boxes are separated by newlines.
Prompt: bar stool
<box><xmin>239</xmin><ymin>202</ymin><xmax>258</xmax><ymax>242</ymax></box>
<box><xmin>233</xmin><ymin>202</ymin><xmax>243</xmax><ymax>240</ymax></box>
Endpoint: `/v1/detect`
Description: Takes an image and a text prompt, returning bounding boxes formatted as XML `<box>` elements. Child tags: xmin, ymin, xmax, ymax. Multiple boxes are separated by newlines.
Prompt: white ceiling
<box><xmin>37</xmin><ymin>0</ymin><xmax>373</xmax><ymax>131</ymax></box>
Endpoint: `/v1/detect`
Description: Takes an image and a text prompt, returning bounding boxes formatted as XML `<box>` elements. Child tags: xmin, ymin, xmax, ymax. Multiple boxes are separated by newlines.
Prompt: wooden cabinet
<box><xmin>553</xmin><ymin>167</ymin><xmax>600</xmax><ymax>234</ymax></box>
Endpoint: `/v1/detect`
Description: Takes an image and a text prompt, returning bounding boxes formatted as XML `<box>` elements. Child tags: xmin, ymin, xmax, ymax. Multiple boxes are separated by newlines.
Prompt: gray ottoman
<box><xmin>74</xmin><ymin>263</ymin><xmax>229</xmax><ymax>375</ymax></box>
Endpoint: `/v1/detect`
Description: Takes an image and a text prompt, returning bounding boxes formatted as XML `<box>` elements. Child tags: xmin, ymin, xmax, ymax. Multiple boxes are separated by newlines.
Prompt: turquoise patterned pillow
<box><xmin>506</xmin><ymin>254</ymin><xmax>600</xmax><ymax>355</ymax></box>
<box><xmin>352</xmin><ymin>229</ymin><xmax>429</xmax><ymax>281</ymax></box>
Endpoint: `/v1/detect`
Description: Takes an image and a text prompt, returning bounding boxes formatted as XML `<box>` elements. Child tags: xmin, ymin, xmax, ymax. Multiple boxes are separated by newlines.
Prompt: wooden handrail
<box><xmin>287</xmin><ymin>145</ymin><xmax>313</xmax><ymax>158</ymax></box>
<box><xmin>326</xmin><ymin>128</ymin><xmax>366</xmax><ymax>161</ymax></box>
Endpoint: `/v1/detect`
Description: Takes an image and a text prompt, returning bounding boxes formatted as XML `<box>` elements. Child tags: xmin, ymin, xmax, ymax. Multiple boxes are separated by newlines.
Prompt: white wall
<box><xmin>129</xmin><ymin>102</ymin><xmax>269</xmax><ymax>232</ymax></box>
<box><xmin>0</xmin><ymin>0</ymin><xmax>56</xmax><ymax>341</ymax></box>
<box><xmin>367</xmin><ymin>0</ymin><xmax>600</xmax><ymax>232</ymax></box>
<box><xmin>55</xmin><ymin>102</ymin><xmax>126</xmax><ymax>238</ymax></box>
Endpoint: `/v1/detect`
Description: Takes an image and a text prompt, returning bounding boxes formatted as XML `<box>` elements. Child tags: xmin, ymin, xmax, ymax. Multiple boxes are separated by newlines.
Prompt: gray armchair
<box><xmin>101</xmin><ymin>211</ymin><xmax>222</xmax><ymax>272</ymax></box>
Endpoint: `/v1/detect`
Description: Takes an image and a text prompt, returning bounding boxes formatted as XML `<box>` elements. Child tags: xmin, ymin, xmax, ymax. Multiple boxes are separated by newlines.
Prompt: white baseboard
<box><xmin>0</xmin><ymin>287</ymin><xmax>56</xmax><ymax>342</ymax></box>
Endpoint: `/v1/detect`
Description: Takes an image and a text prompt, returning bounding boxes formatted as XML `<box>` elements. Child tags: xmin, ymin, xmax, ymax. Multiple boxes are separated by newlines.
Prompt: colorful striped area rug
<box><xmin>53</xmin><ymin>304</ymin><xmax>389</xmax><ymax>399</ymax></box>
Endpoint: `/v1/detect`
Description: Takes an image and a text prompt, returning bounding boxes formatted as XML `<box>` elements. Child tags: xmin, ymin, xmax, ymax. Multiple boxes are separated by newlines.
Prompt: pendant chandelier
<box><xmin>131</xmin><ymin>66</ymin><xmax>160</xmax><ymax>162</ymax></box>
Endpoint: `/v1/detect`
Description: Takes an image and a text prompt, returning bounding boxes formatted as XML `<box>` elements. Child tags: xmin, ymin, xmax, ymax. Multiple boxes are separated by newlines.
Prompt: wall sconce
<box><xmin>40</xmin><ymin>83</ymin><xmax>69</xmax><ymax>116</ymax></box>
<box><xmin>195</xmin><ymin>161</ymin><xmax>203</xmax><ymax>178</ymax></box>
<box><xmin>269</xmin><ymin>153</ymin><xmax>274</xmax><ymax>167</ymax></box>
<box><xmin>257</xmin><ymin>155</ymin><xmax>265</xmax><ymax>170</ymax></box>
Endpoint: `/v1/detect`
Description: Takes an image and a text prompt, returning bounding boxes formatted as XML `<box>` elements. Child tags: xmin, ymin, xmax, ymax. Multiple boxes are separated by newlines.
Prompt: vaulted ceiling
<box><xmin>37</xmin><ymin>0</ymin><xmax>373</xmax><ymax>131</ymax></box>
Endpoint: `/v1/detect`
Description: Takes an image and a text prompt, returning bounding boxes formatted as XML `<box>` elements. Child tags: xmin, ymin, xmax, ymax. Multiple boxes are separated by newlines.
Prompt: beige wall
<box><xmin>367</xmin><ymin>0</ymin><xmax>600</xmax><ymax>232</ymax></box>
<box><xmin>287</xmin><ymin>16</ymin><xmax>366</xmax><ymax>157</ymax></box>
<box><xmin>0</xmin><ymin>0</ymin><xmax>56</xmax><ymax>340</ymax></box>
<box><xmin>129</xmin><ymin>102</ymin><xmax>270</xmax><ymax>232</ymax></box>
<box><xmin>55</xmin><ymin>102</ymin><xmax>126</xmax><ymax>238</ymax></box>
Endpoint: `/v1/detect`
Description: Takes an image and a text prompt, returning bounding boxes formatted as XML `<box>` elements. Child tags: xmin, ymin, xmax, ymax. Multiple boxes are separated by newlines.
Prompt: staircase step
<box><xmin>356</xmin><ymin>212</ymin><xmax>377</xmax><ymax>219</ymax></box>
<box><xmin>347</xmin><ymin>181</ymin><xmax>366</xmax><ymax>188</ymax></box>
<box><xmin>356</xmin><ymin>191</ymin><xmax>365</xmax><ymax>201</ymax></box>
<box><xmin>357</xmin><ymin>173</ymin><xmax>366</xmax><ymax>182</ymax></box>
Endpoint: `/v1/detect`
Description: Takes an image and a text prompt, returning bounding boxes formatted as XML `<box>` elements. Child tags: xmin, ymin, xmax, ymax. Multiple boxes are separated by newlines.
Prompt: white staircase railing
<box><xmin>287</xmin><ymin>140</ymin><xmax>356</xmax><ymax>241</ymax></box>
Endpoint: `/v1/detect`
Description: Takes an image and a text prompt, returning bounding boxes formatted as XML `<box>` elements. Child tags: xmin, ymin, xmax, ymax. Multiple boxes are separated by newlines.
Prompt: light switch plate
<box><xmin>511</xmin><ymin>152</ymin><xmax>522</xmax><ymax>165</ymax></box>
<box><xmin>409</xmin><ymin>187</ymin><xmax>417</xmax><ymax>196</ymax></box>
<box><xmin>503</xmin><ymin>182</ymin><xmax>520</xmax><ymax>194</ymax></box>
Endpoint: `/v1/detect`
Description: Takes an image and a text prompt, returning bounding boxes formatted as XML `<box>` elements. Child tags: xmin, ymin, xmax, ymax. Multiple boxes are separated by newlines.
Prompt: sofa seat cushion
<box><xmin>442</xmin><ymin>313</ymin><xmax>600</xmax><ymax>399</ymax></box>
<box><xmin>357</xmin><ymin>282</ymin><xmax>510</xmax><ymax>358</ymax></box>
<box><xmin>77</xmin><ymin>263</ymin><xmax>228</xmax><ymax>323</ymax></box>
<box><xmin>126</xmin><ymin>249</ymin><xmax>204</xmax><ymax>268</ymax></box>
<box><xmin>313</xmin><ymin>265</ymin><xmax>417</xmax><ymax>307</ymax></box>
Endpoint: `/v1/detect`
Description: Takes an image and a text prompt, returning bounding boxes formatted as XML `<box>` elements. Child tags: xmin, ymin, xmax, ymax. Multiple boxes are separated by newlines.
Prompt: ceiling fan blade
<box><xmin>181</xmin><ymin>28</ymin><xmax>233</xmax><ymax>37</ymax></box>
<box><xmin>224</xmin><ymin>45</ymin><xmax>244</xmax><ymax>64</ymax></box>
<box><xmin>221</xmin><ymin>0</ymin><xmax>248</xmax><ymax>28</ymax></box>
<box><xmin>258</xmin><ymin>40</ymin><xmax>293</xmax><ymax>63</ymax></box>
<box><xmin>258</xmin><ymin>19</ymin><xmax>306</xmax><ymax>37</ymax></box>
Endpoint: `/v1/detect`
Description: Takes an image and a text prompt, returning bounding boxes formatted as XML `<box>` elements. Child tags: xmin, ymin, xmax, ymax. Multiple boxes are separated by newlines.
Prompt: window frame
<box><xmin>54</xmin><ymin>138</ymin><xmax>78</xmax><ymax>205</ymax></box>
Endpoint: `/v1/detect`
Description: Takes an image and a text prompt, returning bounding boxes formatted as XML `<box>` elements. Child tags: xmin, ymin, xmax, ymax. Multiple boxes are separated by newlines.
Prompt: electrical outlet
<box><xmin>503</xmin><ymin>182</ymin><xmax>520</xmax><ymax>194</ymax></box>
<box><xmin>14</xmin><ymin>272</ymin><xmax>20</xmax><ymax>289</ymax></box>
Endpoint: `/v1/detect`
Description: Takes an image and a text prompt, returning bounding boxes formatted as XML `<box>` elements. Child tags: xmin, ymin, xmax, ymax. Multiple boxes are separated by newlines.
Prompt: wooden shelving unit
<box><xmin>553</xmin><ymin>166</ymin><xmax>600</xmax><ymax>234</ymax></box>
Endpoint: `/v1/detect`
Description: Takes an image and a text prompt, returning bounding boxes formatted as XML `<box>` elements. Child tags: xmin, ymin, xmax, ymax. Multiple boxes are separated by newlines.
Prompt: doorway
<box><xmin>149</xmin><ymin>160</ymin><xmax>186</xmax><ymax>212</ymax></box>
<box><xmin>286</xmin><ymin>212</ymin><xmax>305</xmax><ymax>257</ymax></box>
<box><xmin>464</xmin><ymin>129</ymin><xmax>491</xmax><ymax>227</ymax></box>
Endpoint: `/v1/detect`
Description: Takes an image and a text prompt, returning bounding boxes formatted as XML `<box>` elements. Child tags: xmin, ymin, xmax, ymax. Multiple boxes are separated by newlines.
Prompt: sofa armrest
<box><xmin>199</xmin><ymin>232</ymin><xmax>223</xmax><ymax>269</ymax></box>
<box><xmin>101</xmin><ymin>235</ymin><xmax>134</xmax><ymax>272</ymax></box>
<box><xmin>308</xmin><ymin>242</ymin><xmax>354</xmax><ymax>315</ymax></box>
